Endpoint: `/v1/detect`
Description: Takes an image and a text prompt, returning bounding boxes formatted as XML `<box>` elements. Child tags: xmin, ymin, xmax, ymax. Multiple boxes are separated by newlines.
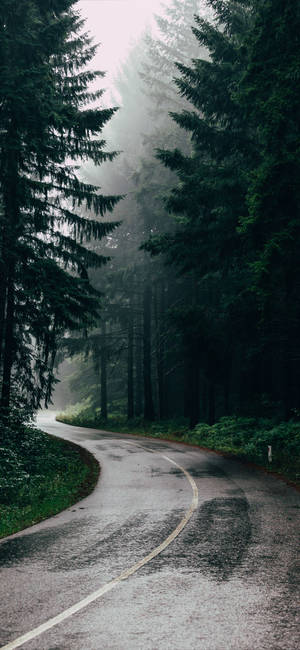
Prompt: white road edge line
<box><xmin>1</xmin><ymin>449</ymin><xmax>198</xmax><ymax>650</ymax></box>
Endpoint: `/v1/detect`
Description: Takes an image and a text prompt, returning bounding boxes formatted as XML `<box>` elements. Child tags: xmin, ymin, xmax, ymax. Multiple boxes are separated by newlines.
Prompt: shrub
<box><xmin>0</xmin><ymin>411</ymin><xmax>98</xmax><ymax>538</ymax></box>
<box><xmin>187</xmin><ymin>416</ymin><xmax>300</xmax><ymax>481</ymax></box>
<box><xmin>57</xmin><ymin>404</ymin><xmax>300</xmax><ymax>483</ymax></box>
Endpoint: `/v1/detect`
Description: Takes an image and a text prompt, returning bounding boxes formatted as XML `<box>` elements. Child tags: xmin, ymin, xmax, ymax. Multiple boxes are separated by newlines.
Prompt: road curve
<box><xmin>0</xmin><ymin>412</ymin><xmax>299</xmax><ymax>649</ymax></box>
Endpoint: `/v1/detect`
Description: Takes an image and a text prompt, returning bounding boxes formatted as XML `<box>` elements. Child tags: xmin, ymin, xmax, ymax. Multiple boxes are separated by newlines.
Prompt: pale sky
<box><xmin>78</xmin><ymin>0</ymin><xmax>164</xmax><ymax>92</ymax></box>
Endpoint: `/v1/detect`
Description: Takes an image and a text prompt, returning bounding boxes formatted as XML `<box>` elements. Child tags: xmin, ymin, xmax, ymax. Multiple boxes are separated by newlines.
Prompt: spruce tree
<box><xmin>239</xmin><ymin>0</ymin><xmax>300</xmax><ymax>416</ymax></box>
<box><xmin>0</xmin><ymin>0</ymin><xmax>121</xmax><ymax>410</ymax></box>
<box><xmin>144</xmin><ymin>0</ymin><xmax>255</xmax><ymax>424</ymax></box>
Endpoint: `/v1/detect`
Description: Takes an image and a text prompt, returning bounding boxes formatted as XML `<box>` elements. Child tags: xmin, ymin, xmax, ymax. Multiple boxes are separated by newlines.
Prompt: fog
<box><xmin>78</xmin><ymin>0</ymin><xmax>165</xmax><ymax>97</ymax></box>
<box><xmin>53</xmin><ymin>0</ymin><xmax>209</xmax><ymax>417</ymax></box>
<box><xmin>1</xmin><ymin>0</ymin><xmax>297</xmax><ymax>440</ymax></box>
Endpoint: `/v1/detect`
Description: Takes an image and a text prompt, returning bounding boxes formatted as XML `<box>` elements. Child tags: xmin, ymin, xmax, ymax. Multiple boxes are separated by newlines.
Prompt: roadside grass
<box><xmin>57</xmin><ymin>406</ymin><xmax>300</xmax><ymax>486</ymax></box>
<box><xmin>56</xmin><ymin>406</ymin><xmax>190</xmax><ymax>438</ymax></box>
<box><xmin>0</xmin><ymin>419</ymin><xmax>99</xmax><ymax>539</ymax></box>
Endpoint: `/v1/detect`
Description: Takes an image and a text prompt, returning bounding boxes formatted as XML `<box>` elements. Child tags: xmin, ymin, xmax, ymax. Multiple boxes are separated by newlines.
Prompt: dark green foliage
<box><xmin>57</xmin><ymin>406</ymin><xmax>190</xmax><ymax>438</ymax></box>
<box><xmin>143</xmin><ymin>0</ymin><xmax>300</xmax><ymax>423</ymax></box>
<box><xmin>70</xmin><ymin>3</ymin><xmax>208</xmax><ymax>425</ymax></box>
<box><xmin>0</xmin><ymin>0</ymin><xmax>121</xmax><ymax>410</ymax></box>
<box><xmin>57</xmin><ymin>407</ymin><xmax>300</xmax><ymax>484</ymax></box>
<box><xmin>238</xmin><ymin>0</ymin><xmax>300</xmax><ymax>417</ymax></box>
<box><xmin>0</xmin><ymin>410</ymin><xmax>99</xmax><ymax>537</ymax></box>
<box><xmin>59</xmin><ymin>0</ymin><xmax>300</xmax><ymax>452</ymax></box>
<box><xmin>143</xmin><ymin>0</ymin><xmax>255</xmax><ymax>426</ymax></box>
<box><xmin>190</xmin><ymin>416</ymin><xmax>300</xmax><ymax>482</ymax></box>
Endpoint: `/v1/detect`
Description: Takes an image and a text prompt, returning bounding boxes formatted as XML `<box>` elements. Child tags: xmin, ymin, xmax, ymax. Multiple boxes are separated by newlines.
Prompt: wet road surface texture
<box><xmin>0</xmin><ymin>412</ymin><xmax>299</xmax><ymax>649</ymax></box>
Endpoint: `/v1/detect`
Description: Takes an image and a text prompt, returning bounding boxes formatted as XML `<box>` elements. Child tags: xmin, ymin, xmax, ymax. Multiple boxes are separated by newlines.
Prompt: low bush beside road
<box><xmin>0</xmin><ymin>412</ymin><xmax>99</xmax><ymax>539</ymax></box>
<box><xmin>188</xmin><ymin>417</ymin><xmax>300</xmax><ymax>484</ymax></box>
<box><xmin>57</xmin><ymin>406</ymin><xmax>300</xmax><ymax>486</ymax></box>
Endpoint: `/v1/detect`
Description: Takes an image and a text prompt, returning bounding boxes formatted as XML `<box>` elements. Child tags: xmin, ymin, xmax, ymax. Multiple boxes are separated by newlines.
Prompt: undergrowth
<box><xmin>0</xmin><ymin>411</ymin><xmax>99</xmax><ymax>539</ymax></box>
<box><xmin>188</xmin><ymin>416</ymin><xmax>300</xmax><ymax>483</ymax></box>
<box><xmin>57</xmin><ymin>405</ymin><xmax>300</xmax><ymax>485</ymax></box>
<box><xmin>57</xmin><ymin>404</ymin><xmax>189</xmax><ymax>438</ymax></box>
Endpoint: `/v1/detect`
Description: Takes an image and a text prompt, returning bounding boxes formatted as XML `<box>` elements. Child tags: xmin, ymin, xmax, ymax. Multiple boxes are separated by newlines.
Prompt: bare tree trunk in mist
<box><xmin>127</xmin><ymin>295</ymin><xmax>134</xmax><ymax>420</ymax></box>
<box><xmin>154</xmin><ymin>280</ymin><xmax>166</xmax><ymax>420</ymax></box>
<box><xmin>101</xmin><ymin>321</ymin><xmax>107</xmax><ymax>420</ymax></box>
<box><xmin>135</xmin><ymin>309</ymin><xmax>143</xmax><ymax>417</ymax></box>
<box><xmin>143</xmin><ymin>283</ymin><xmax>155</xmax><ymax>421</ymax></box>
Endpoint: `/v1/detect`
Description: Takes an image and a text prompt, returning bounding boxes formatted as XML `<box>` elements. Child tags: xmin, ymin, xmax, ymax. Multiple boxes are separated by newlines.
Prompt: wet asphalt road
<box><xmin>0</xmin><ymin>413</ymin><xmax>299</xmax><ymax>650</ymax></box>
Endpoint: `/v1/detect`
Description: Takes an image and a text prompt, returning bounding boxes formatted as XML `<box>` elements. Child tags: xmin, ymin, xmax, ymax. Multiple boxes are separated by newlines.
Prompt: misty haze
<box><xmin>0</xmin><ymin>2</ymin><xmax>299</xmax><ymax>649</ymax></box>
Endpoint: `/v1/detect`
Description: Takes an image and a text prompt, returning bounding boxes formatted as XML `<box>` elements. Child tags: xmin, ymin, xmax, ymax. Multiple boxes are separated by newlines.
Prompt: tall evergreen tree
<box><xmin>239</xmin><ymin>0</ymin><xmax>300</xmax><ymax>416</ymax></box>
<box><xmin>144</xmin><ymin>0</ymin><xmax>255</xmax><ymax>425</ymax></box>
<box><xmin>0</xmin><ymin>0</ymin><xmax>121</xmax><ymax>410</ymax></box>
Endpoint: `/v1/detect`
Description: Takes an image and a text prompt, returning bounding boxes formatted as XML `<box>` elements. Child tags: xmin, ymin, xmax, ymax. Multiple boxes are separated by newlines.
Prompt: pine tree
<box><xmin>239</xmin><ymin>0</ymin><xmax>300</xmax><ymax>416</ymax></box>
<box><xmin>144</xmin><ymin>0</ymin><xmax>256</xmax><ymax>424</ymax></box>
<box><xmin>141</xmin><ymin>0</ymin><xmax>210</xmax><ymax>117</ymax></box>
<box><xmin>0</xmin><ymin>0</ymin><xmax>121</xmax><ymax>410</ymax></box>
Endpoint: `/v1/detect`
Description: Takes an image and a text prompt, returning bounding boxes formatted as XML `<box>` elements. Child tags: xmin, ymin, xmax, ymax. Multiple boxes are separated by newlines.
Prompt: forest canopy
<box><xmin>1</xmin><ymin>0</ymin><xmax>300</xmax><ymax>434</ymax></box>
<box><xmin>57</xmin><ymin>0</ymin><xmax>300</xmax><ymax>432</ymax></box>
<box><xmin>0</xmin><ymin>0</ymin><xmax>121</xmax><ymax>414</ymax></box>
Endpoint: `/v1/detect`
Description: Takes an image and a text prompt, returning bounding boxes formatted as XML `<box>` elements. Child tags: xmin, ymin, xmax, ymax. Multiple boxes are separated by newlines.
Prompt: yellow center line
<box><xmin>1</xmin><ymin>444</ymin><xmax>198</xmax><ymax>650</ymax></box>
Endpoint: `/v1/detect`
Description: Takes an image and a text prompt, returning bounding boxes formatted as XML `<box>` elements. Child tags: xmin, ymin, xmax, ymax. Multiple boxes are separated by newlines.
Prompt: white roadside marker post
<box><xmin>268</xmin><ymin>445</ymin><xmax>272</xmax><ymax>463</ymax></box>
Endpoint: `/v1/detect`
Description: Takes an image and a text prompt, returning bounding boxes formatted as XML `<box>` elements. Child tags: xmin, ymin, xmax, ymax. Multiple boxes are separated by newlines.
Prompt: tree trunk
<box><xmin>135</xmin><ymin>311</ymin><xmax>143</xmax><ymax>417</ymax></box>
<box><xmin>188</xmin><ymin>355</ymin><xmax>200</xmax><ymax>429</ymax></box>
<box><xmin>184</xmin><ymin>355</ymin><xmax>190</xmax><ymax>419</ymax></box>
<box><xmin>223</xmin><ymin>367</ymin><xmax>230</xmax><ymax>415</ymax></box>
<box><xmin>1</xmin><ymin>127</ymin><xmax>18</xmax><ymax>410</ymax></box>
<box><xmin>100</xmin><ymin>321</ymin><xmax>107</xmax><ymax>420</ymax></box>
<box><xmin>154</xmin><ymin>281</ymin><xmax>166</xmax><ymax>419</ymax></box>
<box><xmin>0</xmin><ymin>278</ymin><xmax>7</xmax><ymax>374</ymax></box>
<box><xmin>127</xmin><ymin>298</ymin><xmax>134</xmax><ymax>420</ymax></box>
<box><xmin>1</xmin><ymin>275</ymin><xmax>15</xmax><ymax>409</ymax></box>
<box><xmin>201</xmin><ymin>377</ymin><xmax>208</xmax><ymax>422</ymax></box>
<box><xmin>143</xmin><ymin>283</ymin><xmax>155</xmax><ymax>421</ymax></box>
<box><xmin>208</xmin><ymin>380</ymin><xmax>216</xmax><ymax>425</ymax></box>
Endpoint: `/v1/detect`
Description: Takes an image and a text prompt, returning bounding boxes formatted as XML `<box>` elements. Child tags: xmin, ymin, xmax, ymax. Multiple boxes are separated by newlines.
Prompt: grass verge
<box><xmin>57</xmin><ymin>408</ymin><xmax>300</xmax><ymax>487</ymax></box>
<box><xmin>0</xmin><ymin>423</ymin><xmax>99</xmax><ymax>539</ymax></box>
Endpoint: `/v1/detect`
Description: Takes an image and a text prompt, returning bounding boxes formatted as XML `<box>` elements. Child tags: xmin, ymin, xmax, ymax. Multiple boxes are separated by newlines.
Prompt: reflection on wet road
<box><xmin>0</xmin><ymin>412</ymin><xmax>299</xmax><ymax>650</ymax></box>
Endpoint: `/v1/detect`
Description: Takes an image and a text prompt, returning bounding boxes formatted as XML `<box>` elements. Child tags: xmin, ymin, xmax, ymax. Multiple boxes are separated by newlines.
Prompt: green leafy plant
<box><xmin>58</xmin><ymin>407</ymin><xmax>299</xmax><ymax>484</ymax></box>
<box><xmin>0</xmin><ymin>414</ymin><xmax>99</xmax><ymax>538</ymax></box>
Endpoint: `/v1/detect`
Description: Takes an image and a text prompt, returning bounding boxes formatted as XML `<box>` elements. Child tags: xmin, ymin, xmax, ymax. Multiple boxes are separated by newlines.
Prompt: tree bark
<box><xmin>0</xmin><ymin>278</ymin><xmax>7</xmax><ymax>374</ymax></box>
<box><xmin>188</xmin><ymin>355</ymin><xmax>200</xmax><ymax>429</ymax></box>
<box><xmin>1</xmin><ymin>274</ymin><xmax>15</xmax><ymax>409</ymax></box>
<box><xmin>184</xmin><ymin>355</ymin><xmax>190</xmax><ymax>419</ymax></box>
<box><xmin>208</xmin><ymin>380</ymin><xmax>216</xmax><ymax>425</ymax></box>
<box><xmin>143</xmin><ymin>283</ymin><xmax>155</xmax><ymax>421</ymax></box>
<box><xmin>0</xmin><ymin>125</ymin><xmax>18</xmax><ymax>410</ymax></box>
<box><xmin>135</xmin><ymin>310</ymin><xmax>143</xmax><ymax>417</ymax></box>
<box><xmin>100</xmin><ymin>321</ymin><xmax>107</xmax><ymax>420</ymax></box>
<box><xmin>127</xmin><ymin>297</ymin><xmax>134</xmax><ymax>420</ymax></box>
<box><xmin>154</xmin><ymin>281</ymin><xmax>166</xmax><ymax>419</ymax></box>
